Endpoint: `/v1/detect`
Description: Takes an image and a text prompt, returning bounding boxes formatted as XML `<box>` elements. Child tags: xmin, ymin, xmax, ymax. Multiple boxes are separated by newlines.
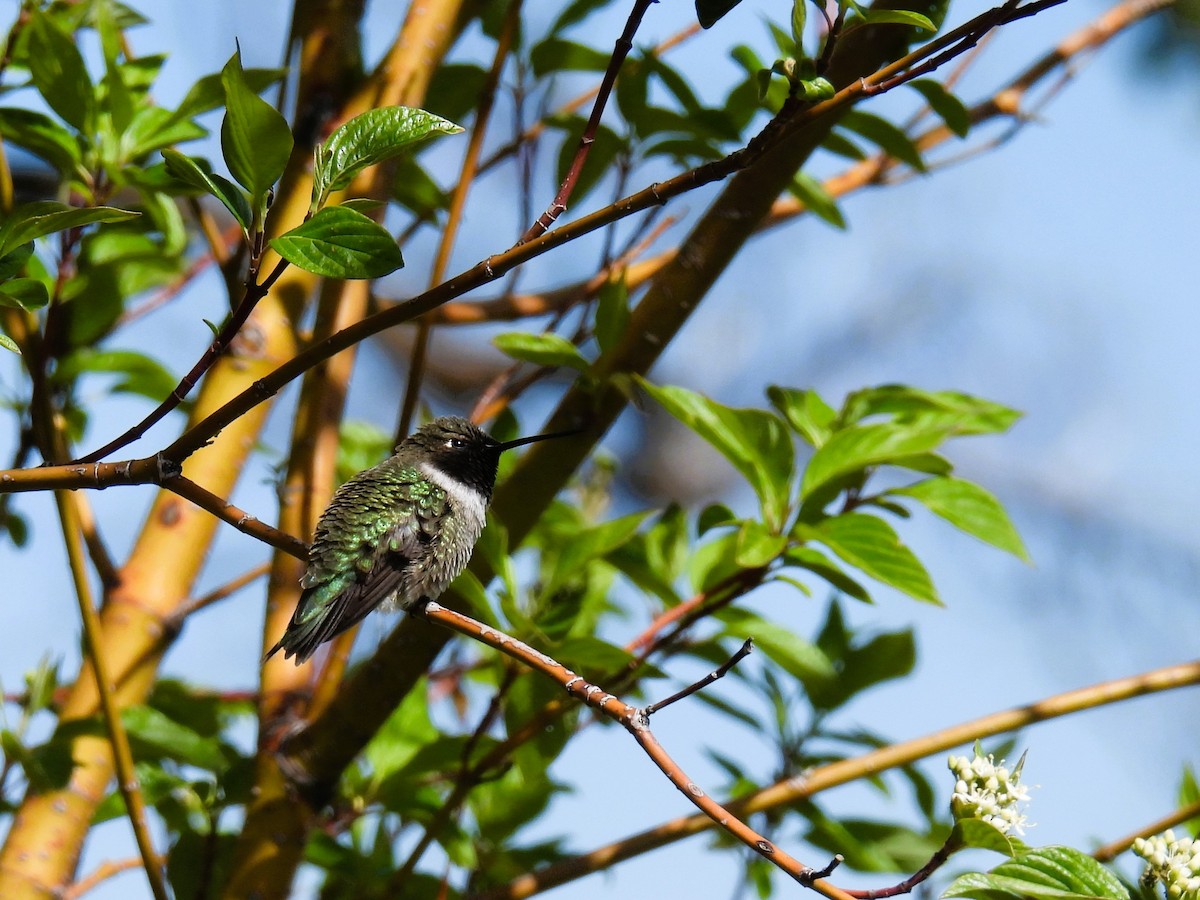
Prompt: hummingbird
<box><xmin>266</xmin><ymin>416</ymin><xmax>573</xmax><ymax>664</ymax></box>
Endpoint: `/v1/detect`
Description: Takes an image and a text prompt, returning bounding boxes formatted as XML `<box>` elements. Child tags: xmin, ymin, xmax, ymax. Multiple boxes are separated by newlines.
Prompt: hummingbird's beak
<box><xmin>494</xmin><ymin>427</ymin><xmax>582</xmax><ymax>453</ymax></box>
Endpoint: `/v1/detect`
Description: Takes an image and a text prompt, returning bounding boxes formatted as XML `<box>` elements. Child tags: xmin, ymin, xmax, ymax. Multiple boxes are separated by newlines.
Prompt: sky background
<box><xmin>1</xmin><ymin>0</ymin><xmax>1197</xmax><ymax>898</ymax></box>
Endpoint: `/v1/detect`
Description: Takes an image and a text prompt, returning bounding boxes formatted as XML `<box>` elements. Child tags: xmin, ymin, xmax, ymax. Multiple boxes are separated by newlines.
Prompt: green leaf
<box><xmin>943</xmin><ymin>846</ymin><xmax>1129</xmax><ymax>900</ymax></box>
<box><xmin>734</xmin><ymin>520</ymin><xmax>788</xmax><ymax>568</ymax></box>
<box><xmin>803</xmin><ymin>513</ymin><xmax>939</xmax><ymax>604</ymax></box>
<box><xmin>493</xmin><ymin>332</ymin><xmax>589</xmax><ymax>373</ymax></box>
<box><xmin>909</xmin><ymin>79</ymin><xmax>971</xmax><ymax>138</ymax></box>
<box><xmin>637</xmin><ymin>379</ymin><xmax>795</xmax><ymax>530</ymax></box>
<box><xmin>56</xmin><ymin>349</ymin><xmax>178</xmax><ymax>401</ymax></box>
<box><xmin>268</xmin><ymin>205</ymin><xmax>404</xmax><ymax>279</ymax></box>
<box><xmin>0</xmin><ymin>243</ymin><xmax>33</xmax><ymax>280</ymax></box>
<box><xmin>801</xmin><ymin>423</ymin><xmax>947</xmax><ymax>500</ymax></box>
<box><xmin>783</xmin><ymin>546</ymin><xmax>872</xmax><ymax>602</ymax></box>
<box><xmin>769</xmin><ymin>386</ymin><xmax>837</xmax><ymax>447</ymax></box>
<box><xmin>892</xmin><ymin>477</ymin><xmax>1029</xmax><ymax>562</ymax></box>
<box><xmin>840</xmin><ymin>385</ymin><xmax>1021</xmax><ymax>434</ymax></box>
<box><xmin>951</xmin><ymin>819</ymin><xmax>1026</xmax><ymax>858</ymax></box>
<box><xmin>696</xmin><ymin>0</ymin><xmax>748</xmax><ymax>28</ymax></box>
<box><xmin>0</xmin><ymin>107</ymin><xmax>82</xmax><ymax>175</ymax></box>
<box><xmin>0</xmin><ymin>333</ymin><xmax>20</xmax><ymax>354</ymax></box>
<box><xmin>840</xmin><ymin>110</ymin><xmax>925</xmax><ymax>171</ymax></box>
<box><xmin>530</xmin><ymin>38</ymin><xmax>611</xmax><ymax>77</ymax></box>
<box><xmin>544</xmin><ymin>510</ymin><xmax>650</xmax><ymax>598</ymax></box>
<box><xmin>595</xmin><ymin>276</ymin><xmax>630</xmax><ymax>355</ymax></box>
<box><xmin>789</xmin><ymin>172</ymin><xmax>846</xmax><ymax>229</ymax></box>
<box><xmin>161</xmin><ymin>149</ymin><xmax>251</xmax><ymax>230</ymax></box>
<box><xmin>26</xmin><ymin>12</ymin><xmax>94</xmax><ymax>131</ymax></box>
<box><xmin>312</xmin><ymin>106</ymin><xmax>462</xmax><ymax>209</ymax></box>
<box><xmin>121</xmin><ymin>705</ymin><xmax>228</xmax><ymax>771</ymax></box>
<box><xmin>811</xmin><ymin>628</ymin><xmax>915</xmax><ymax>710</ymax></box>
<box><xmin>720</xmin><ymin>608</ymin><xmax>836</xmax><ymax>689</ymax></box>
<box><xmin>790</xmin><ymin>0</ymin><xmax>807</xmax><ymax>48</ymax></box>
<box><xmin>0</xmin><ymin>202</ymin><xmax>139</xmax><ymax>257</ymax></box>
<box><xmin>364</xmin><ymin>684</ymin><xmax>439</xmax><ymax>785</ymax></box>
<box><xmin>220</xmin><ymin>49</ymin><xmax>293</xmax><ymax>207</ymax></box>
<box><xmin>171</xmin><ymin>67</ymin><xmax>286</xmax><ymax>123</ymax></box>
<box><xmin>0</xmin><ymin>278</ymin><xmax>50</xmax><ymax>311</ymax></box>
<box><xmin>862</xmin><ymin>9</ymin><xmax>937</xmax><ymax>32</ymax></box>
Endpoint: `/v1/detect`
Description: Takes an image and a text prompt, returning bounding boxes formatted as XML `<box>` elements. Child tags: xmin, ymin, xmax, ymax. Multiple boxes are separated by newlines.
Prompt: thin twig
<box><xmin>1092</xmin><ymin>798</ymin><xmax>1200</xmax><ymax>863</ymax></box>
<box><xmin>843</xmin><ymin>833</ymin><xmax>956</xmax><ymax>899</ymax></box>
<box><xmin>54</xmin><ymin>492</ymin><xmax>170</xmax><ymax>900</ymax></box>
<box><xmin>75</xmin><ymin>256</ymin><xmax>291</xmax><ymax>464</ymax></box>
<box><xmin>158</xmin><ymin>0</ymin><xmax>1063</xmax><ymax>469</ymax></box>
<box><xmin>475</xmin><ymin>658</ymin><xmax>1200</xmax><ymax>900</ymax></box>
<box><xmin>519</xmin><ymin>0</ymin><xmax>656</xmax><ymax>242</ymax></box>
<box><xmin>63</xmin><ymin>855</ymin><xmax>163</xmax><ymax>900</ymax></box>
<box><xmin>644</xmin><ymin>638</ymin><xmax>754</xmax><ymax>716</ymax></box>
<box><xmin>170</xmin><ymin>562</ymin><xmax>271</xmax><ymax>624</ymax></box>
<box><xmin>415</xmin><ymin>602</ymin><xmax>853</xmax><ymax>898</ymax></box>
<box><xmin>396</xmin><ymin>0</ymin><xmax>525</xmax><ymax>442</ymax></box>
<box><xmin>165</xmin><ymin>475</ymin><xmax>308</xmax><ymax>559</ymax></box>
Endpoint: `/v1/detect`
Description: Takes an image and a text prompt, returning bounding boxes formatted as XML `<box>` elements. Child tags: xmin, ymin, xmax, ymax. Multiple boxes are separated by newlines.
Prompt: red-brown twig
<box><xmin>75</xmin><ymin>256</ymin><xmax>291</xmax><ymax>464</ymax></box>
<box><xmin>519</xmin><ymin>0</ymin><xmax>658</xmax><ymax>242</ymax></box>
<box><xmin>396</xmin><ymin>0</ymin><xmax>525</xmax><ymax>441</ymax></box>
<box><xmin>417</xmin><ymin>601</ymin><xmax>851</xmax><ymax>898</ymax></box>
<box><xmin>165</xmin><ymin>475</ymin><xmax>308</xmax><ymax>559</ymax></box>
<box><xmin>155</xmin><ymin>0</ymin><xmax>1062</xmax><ymax>470</ymax></box>
<box><xmin>644</xmin><ymin>638</ymin><xmax>754</xmax><ymax>716</ymax></box>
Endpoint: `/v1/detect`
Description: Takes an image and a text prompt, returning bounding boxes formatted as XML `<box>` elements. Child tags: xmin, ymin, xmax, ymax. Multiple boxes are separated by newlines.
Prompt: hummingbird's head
<box><xmin>406</xmin><ymin>416</ymin><xmax>580</xmax><ymax>499</ymax></box>
<box><xmin>407</xmin><ymin>417</ymin><xmax>502</xmax><ymax>497</ymax></box>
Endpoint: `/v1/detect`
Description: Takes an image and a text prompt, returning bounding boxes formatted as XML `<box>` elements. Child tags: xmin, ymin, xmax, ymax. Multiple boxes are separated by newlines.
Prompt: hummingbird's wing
<box><xmin>265</xmin><ymin>463</ymin><xmax>448</xmax><ymax>663</ymax></box>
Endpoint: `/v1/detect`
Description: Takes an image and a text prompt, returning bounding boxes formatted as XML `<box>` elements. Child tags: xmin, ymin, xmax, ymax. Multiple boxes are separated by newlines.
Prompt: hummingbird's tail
<box><xmin>264</xmin><ymin>573</ymin><xmax>396</xmax><ymax>665</ymax></box>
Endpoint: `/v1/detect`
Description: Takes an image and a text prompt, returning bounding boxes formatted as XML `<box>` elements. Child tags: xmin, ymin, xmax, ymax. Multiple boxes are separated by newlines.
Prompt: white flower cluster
<box><xmin>947</xmin><ymin>750</ymin><xmax>1031</xmax><ymax>836</ymax></box>
<box><xmin>1133</xmin><ymin>830</ymin><xmax>1200</xmax><ymax>900</ymax></box>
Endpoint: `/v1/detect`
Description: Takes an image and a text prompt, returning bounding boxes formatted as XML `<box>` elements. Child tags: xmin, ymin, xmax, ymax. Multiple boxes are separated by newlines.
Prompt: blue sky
<box><xmin>2</xmin><ymin>1</ymin><xmax>1197</xmax><ymax>897</ymax></box>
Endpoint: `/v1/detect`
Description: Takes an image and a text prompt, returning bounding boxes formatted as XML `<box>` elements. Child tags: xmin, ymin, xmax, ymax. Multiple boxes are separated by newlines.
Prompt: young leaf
<box><xmin>0</xmin><ymin>278</ymin><xmax>50</xmax><ymax>311</ymax></box>
<box><xmin>26</xmin><ymin>12</ymin><xmax>94</xmax><ymax>132</ymax></box>
<box><xmin>909</xmin><ymin>79</ymin><xmax>971</xmax><ymax>138</ymax></box>
<box><xmin>861</xmin><ymin>9</ymin><xmax>937</xmax><ymax>32</ymax></box>
<box><xmin>783</xmin><ymin>545</ymin><xmax>873</xmax><ymax>602</ymax></box>
<box><xmin>719</xmin><ymin>607</ymin><xmax>836</xmax><ymax>689</ymax></box>
<box><xmin>493</xmin><ymin>332</ymin><xmax>590</xmax><ymax>373</ymax></box>
<box><xmin>220</xmin><ymin>49</ymin><xmax>293</xmax><ymax>207</ymax></box>
<box><xmin>312</xmin><ymin>106</ymin><xmax>461</xmax><ymax>209</ymax></box>
<box><xmin>768</xmin><ymin>386</ymin><xmax>836</xmax><ymax>447</ymax></box>
<box><xmin>790</xmin><ymin>0</ymin><xmax>807</xmax><ymax>49</ymax></box>
<box><xmin>789</xmin><ymin>173</ymin><xmax>847</xmax><ymax>229</ymax></box>
<box><xmin>800</xmin><ymin>423</ymin><xmax>947</xmax><ymax>500</ymax></box>
<box><xmin>892</xmin><ymin>477</ymin><xmax>1030</xmax><ymax>562</ymax></box>
<box><xmin>268</xmin><ymin>205</ymin><xmax>404</xmax><ymax>279</ymax></box>
<box><xmin>802</xmin><ymin>513</ymin><xmax>939</xmax><ymax>604</ymax></box>
<box><xmin>0</xmin><ymin>202</ymin><xmax>139</xmax><ymax>257</ymax></box>
<box><xmin>840</xmin><ymin>110</ymin><xmax>926</xmax><ymax>172</ymax></box>
<box><xmin>637</xmin><ymin>379</ymin><xmax>795</xmax><ymax>530</ymax></box>
<box><xmin>161</xmin><ymin>149</ymin><xmax>251</xmax><ymax>230</ymax></box>
<box><xmin>943</xmin><ymin>846</ymin><xmax>1129</xmax><ymax>900</ymax></box>
<box><xmin>840</xmin><ymin>385</ymin><xmax>1022</xmax><ymax>435</ymax></box>
<box><xmin>171</xmin><ymin>67</ymin><xmax>287</xmax><ymax>123</ymax></box>
<box><xmin>0</xmin><ymin>333</ymin><xmax>20</xmax><ymax>354</ymax></box>
<box><xmin>595</xmin><ymin>276</ymin><xmax>630</xmax><ymax>354</ymax></box>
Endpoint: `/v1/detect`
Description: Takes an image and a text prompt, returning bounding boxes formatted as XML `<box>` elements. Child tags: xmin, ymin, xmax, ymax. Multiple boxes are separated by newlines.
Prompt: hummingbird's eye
<box><xmin>446</xmin><ymin>438</ymin><xmax>468</xmax><ymax>450</ymax></box>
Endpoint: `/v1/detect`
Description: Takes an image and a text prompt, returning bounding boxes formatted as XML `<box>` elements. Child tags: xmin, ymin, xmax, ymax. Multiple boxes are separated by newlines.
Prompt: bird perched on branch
<box><xmin>266</xmin><ymin>415</ymin><xmax>573</xmax><ymax>664</ymax></box>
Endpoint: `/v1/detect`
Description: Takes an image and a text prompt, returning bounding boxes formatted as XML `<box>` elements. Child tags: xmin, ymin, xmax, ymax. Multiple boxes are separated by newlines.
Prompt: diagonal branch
<box><xmin>519</xmin><ymin>0</ymin><xmax>658</xmax><ymax>242</ymax></box>
<box><xmin>54</xmin><ymin>491</ymin><xmax>169</xmax><ymax>900</ymax></box>
<box><xmin>417</xmin><ymin>602</ymin><xmax>852</xmax><ymax>898</ymax></box>
<box><xmin>473</xmin><ymin>658</ymin><xmax>1200</xmax><ymax>899</ymax></box>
